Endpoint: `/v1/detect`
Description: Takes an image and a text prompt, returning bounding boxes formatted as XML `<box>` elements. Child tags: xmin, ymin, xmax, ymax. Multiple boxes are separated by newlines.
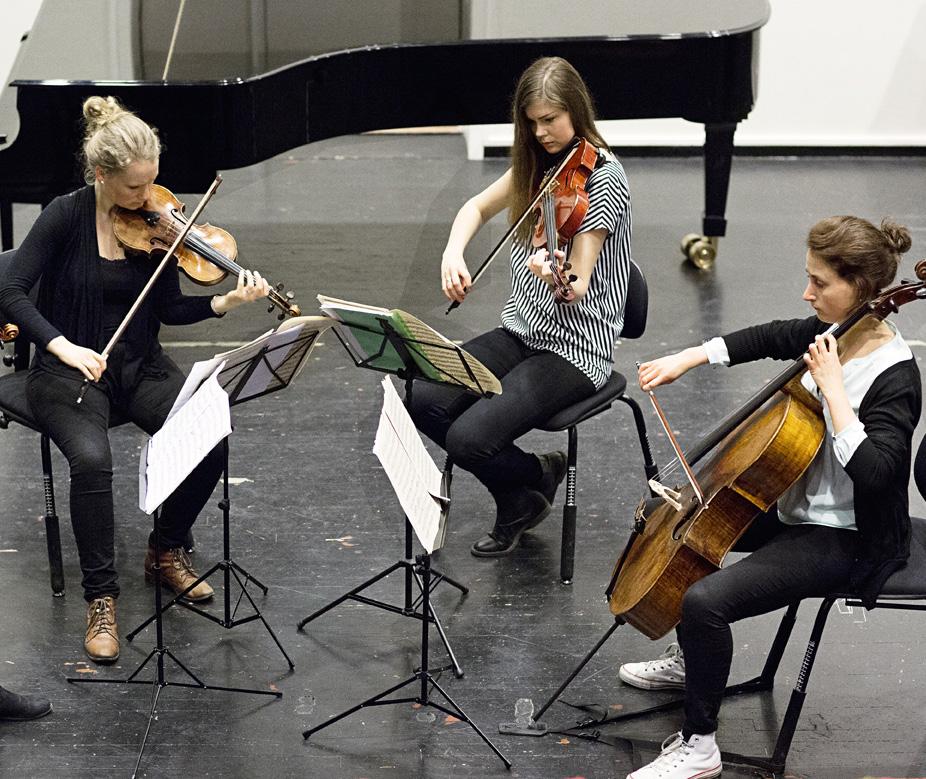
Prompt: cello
<box><xmin>607</xmin><ymin>260</ymin><xmax>926</xmax><ymax>639</ymax></box>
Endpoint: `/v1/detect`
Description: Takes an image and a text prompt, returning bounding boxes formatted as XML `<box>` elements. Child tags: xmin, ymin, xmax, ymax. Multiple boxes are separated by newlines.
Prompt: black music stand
<box><xmin>302</xmin><ymin>404</ymin><xmax>511</xmax><ymax>768</ymax></box>
<box><xmin>67</xmin><ymin>384</ymin><xmax>283</xmax><ymax>778</ymax></box>
<box><xmin>125</xmin><ymin>320</ymin><xmax>329</xmax><ymax>665</ymax></box>
<box><xmin>296</xmin><ymin>309</ymin><xmax>499</xmax><ymax>679</ymax></box>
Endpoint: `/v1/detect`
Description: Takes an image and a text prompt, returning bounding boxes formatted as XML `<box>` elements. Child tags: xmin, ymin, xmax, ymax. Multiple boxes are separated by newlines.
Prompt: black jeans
<box><xmin>407</xmin><ymin>327</ymin><xmax>595</xmax><ymax>502</ymax></box>
<box><xmin>677</xmin><ymin>509</ymin><xmax>860</xmax><ymax>735</ymax></box>
<box><xmin>26</xmin><ymin>352</ymin><xmax>223</xmax><ymax>602</ymax></box>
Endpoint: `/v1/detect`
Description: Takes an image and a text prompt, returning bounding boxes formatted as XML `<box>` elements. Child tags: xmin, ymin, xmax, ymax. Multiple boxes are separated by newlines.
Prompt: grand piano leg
<box><xmin>682</xmin><ymin>121</ymin><xmax>737</xmax><ymax>270</ymax></box>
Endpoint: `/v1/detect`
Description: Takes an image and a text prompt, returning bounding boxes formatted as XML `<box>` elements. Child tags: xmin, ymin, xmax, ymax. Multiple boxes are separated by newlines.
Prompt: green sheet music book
<box><xmin>317</xmin><ymin>295</ymin><xmax>501</xmax><ymax>396</ymax></box>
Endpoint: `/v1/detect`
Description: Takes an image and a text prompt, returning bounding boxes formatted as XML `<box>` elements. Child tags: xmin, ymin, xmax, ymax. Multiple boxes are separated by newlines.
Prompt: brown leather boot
<box><xmin>144</xmin><ymin>546</ymin><xmax>214</xmax><ymax>602</ymax></box>
<box><xmin>84</xmin><ymin>595</ymin><xmax>119</xmax><ymax>663</ymax></box>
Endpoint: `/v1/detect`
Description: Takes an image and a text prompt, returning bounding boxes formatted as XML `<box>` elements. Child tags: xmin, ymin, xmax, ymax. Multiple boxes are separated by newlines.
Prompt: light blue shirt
<box><xmin>704</xmin><ymin>322</ymin><xmax>912</xmax><ymax>530</ymax></box>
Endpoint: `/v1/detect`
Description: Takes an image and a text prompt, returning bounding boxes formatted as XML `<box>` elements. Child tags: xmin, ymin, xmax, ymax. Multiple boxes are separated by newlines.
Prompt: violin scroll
<box><xmin>268</xmin><ymin>283</ymin><xmax>301</xmax><ymax>320</ymax></box>
<box><xmin>0</xmin><ymin>322</ymin><xmax>19</xmax><ymax>342</ymax></box>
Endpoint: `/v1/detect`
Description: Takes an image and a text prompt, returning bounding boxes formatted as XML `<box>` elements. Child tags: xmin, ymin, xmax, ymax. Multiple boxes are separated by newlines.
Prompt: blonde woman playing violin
<box><xmin>0</xmin><ymin>96</ymin><xmax>270</xmax><ymax>664</ymax></box>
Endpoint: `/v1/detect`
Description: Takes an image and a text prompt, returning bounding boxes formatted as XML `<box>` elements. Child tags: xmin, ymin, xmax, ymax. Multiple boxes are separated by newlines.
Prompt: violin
<box><xmin>446</xmin><ymin>137</ymin><xmax>598</xmax><ymax>314</ymax></box>
<box><xmin>112</xmin><ymin>184</ymin><xmax>300</xmax><ymax>320</ymax></box>
<box><xmin>531</xmin><ymin>137</ymin><xmax>598</xmax><ymax>304</ymax></box>
<box><xmin>605</xmin><ymin>261</ymin><xmax>926</xmax><ymax>639</ymax></box>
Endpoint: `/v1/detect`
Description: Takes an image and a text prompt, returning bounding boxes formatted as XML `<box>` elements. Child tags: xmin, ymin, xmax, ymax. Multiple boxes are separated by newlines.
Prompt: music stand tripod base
<box><xmin>67</xmin><ymin>506</ymin><xmax>281</xmax><ymax>777</ymax></box>
<box><xmin>303</xmin><ymin>553</ymin><xmax>511</xmax><ymax>770</ymax></box>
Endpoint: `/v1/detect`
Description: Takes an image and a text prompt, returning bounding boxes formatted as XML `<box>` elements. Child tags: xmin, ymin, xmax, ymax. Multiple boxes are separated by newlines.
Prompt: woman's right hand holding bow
<box><xmin>47</xmin><ymin>336</ymin><xmax>107</xmax><ymax>382</ymax></box>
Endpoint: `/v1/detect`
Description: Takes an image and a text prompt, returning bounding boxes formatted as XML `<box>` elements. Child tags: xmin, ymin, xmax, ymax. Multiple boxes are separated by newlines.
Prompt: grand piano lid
<box><xmin>469</xmin><ymin>0</ymin><xmax>770</xmax><ymax>42</ymax></box>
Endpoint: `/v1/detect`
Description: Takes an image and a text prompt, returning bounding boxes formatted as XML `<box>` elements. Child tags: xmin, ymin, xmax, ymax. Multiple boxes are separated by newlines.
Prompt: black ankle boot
<box><xmin>0</xmin><ymin>685</ymin><xmax>52</xmax><ymax>721</ymax></box>
<box><xmin>471</xmin><ymin>489</ymin><xmax>551</xmax><ymax>557</ymax></box>
<box><xmin>535</xmin><ymin>451</ymin><xmax>568</xmax><ymax>505</ymax></box>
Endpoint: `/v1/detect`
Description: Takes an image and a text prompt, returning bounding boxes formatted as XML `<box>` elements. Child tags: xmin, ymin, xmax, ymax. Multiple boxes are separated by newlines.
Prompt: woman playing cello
<box><xmin>0</xmin><ymin>96</ymin><xmax>270</xmax><ymax>663</ymax></box>
<box><xmin>409</xmin><ymin>56</ymin><xmax>633</xmax><ymax>557</ymax></box>
<box><xmin>620</xmin><ymin>216</ymin><xmax>920</xmax><ymax>779</ymax></box>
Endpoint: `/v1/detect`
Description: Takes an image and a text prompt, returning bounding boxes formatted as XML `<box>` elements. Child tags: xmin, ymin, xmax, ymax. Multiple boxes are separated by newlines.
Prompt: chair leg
<box><xmin>559</xmin><ymin>427</ymin><xmax>578</xmax><ymax>584</ymax></box>
<box><xmin>726</xmin><ymin>602</ymin><xmax>801</xmax><ymax>695</ymax></box>
<box><xmin>768</xmin><ymin>597</ymin><xmax>836</xmax><ymax>768</ymax></box>
<box><xmin>40</xmin><ymin>435</ymin><xmax>65</xmax><ymax>596</ymax></box>
<box><xmin>722</xmin><ymin>597</ymin><xmax>837</xmax><ymax>777</ymax></box>
<box><xmin>617</xmin><ymin>394</ymin><xmax>659</xmax><ymax>482</ymax></box>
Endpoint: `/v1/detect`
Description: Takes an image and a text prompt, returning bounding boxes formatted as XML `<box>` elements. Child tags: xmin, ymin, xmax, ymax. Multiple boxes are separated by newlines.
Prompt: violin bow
<box><xmin>76</xmin><ymin>175</ymin><xmax>223</xmax><ymax>404</ymax></box>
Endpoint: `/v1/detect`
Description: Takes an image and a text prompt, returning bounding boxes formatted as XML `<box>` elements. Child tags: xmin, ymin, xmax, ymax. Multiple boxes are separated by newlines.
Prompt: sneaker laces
<box><xmin>87</xmin><ymin>598</ymin><xmax>116</xmax><ymax>640</ymax></box>
<box><xmin>644</xmin><ymin>642</ymin><xmax>684</xmax><ymax>671</ymax></box>
<box><xmin>648</xmin><ymin>732</ymin><xmax>693</xmax><ymax>770</ymax></box>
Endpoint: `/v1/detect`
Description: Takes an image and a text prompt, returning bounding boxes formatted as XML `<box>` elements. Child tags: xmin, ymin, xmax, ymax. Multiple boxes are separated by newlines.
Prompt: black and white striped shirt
<box><xmin>501</xmin><ymin>150</ymin><xmax>632</xmax><ymax>389</ymax></box>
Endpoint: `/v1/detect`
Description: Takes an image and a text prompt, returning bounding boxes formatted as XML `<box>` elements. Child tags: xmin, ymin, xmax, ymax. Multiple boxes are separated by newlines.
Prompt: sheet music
<box><xmin>139</xmin><ymin>363</ymin><xmax>232</xmax><ymax>514</ymax></box>
<box><xmin>372</xmin><ymin>376</ymin><xmax>448</xmax><ymax>553</ymax></box>
<box><xmin>394</xmin><ymin>310</ymin><xmax>502</xmax><ymax>396</ymax></box>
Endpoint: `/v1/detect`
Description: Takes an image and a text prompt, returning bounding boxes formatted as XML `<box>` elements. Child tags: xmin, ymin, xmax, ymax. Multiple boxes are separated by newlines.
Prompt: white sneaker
<box><xmin>619</xmin><ymin>643</ymin><xmax>686</xmax><ymax>690</ymax></box>
<box><xmin>627</xmin><ymin>731</ymin><xmax>722</xmax><ymax>779</ymax></box>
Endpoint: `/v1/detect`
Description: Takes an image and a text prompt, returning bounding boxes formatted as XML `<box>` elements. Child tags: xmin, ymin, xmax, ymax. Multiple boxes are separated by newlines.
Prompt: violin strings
<box><xmin>154</xmin><ymin>220</ymin><xmax>290</xmax><ymax>310</ymax></box>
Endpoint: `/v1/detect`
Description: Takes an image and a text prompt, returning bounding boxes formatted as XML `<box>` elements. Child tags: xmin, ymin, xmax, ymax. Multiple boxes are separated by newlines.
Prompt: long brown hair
<box><xmin>807</xmin><ymin>216</ymin><xmax>912</xmax><ymax>303</ymax></box>
<box><xmin>509</xmin><ymin>57</ymin><xmax>608</xmax><ymax>239</ymax></box>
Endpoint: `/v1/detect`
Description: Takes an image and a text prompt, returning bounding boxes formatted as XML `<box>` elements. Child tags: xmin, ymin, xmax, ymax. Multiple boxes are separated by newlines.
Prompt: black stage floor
<box><xmin>2</xmin><ymin>134</ymin><xmax>926</xmax><ymax>778</ymax></box>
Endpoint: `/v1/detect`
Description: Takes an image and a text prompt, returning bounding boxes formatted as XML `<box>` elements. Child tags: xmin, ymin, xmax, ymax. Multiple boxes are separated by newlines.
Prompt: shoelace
<box><xmin>168</xmin><ymin>548</ymin><xmax>196</xmax><ymax>575</ymax></box>
<box><xmin>87</xmin><ymin>599</ymin><xmax>116</xmax><ymax>639</ymax></box>
<box><xmin>643</xmin><ymin>643</ymin><xmax>683</xmax><ymax>670</ymax></box>
<box><xmin>646</xmin><ymin>733</ymin><xmax>693</xmax><ymax>770</ymax></box>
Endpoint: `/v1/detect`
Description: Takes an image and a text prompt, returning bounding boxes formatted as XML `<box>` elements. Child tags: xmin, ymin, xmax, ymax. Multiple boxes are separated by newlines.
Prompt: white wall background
<box><xmin>463</xmin><ymin>0</ymin><xmax>926</xmax><ymax>156</ymax></box>
<box><xmin>2</xmin><ymin>1</ymin><xmax>925</xmax><ymax>155</ymax></box>
<box><xmin>0</xmin><ymin>1</ymin><xmax>42</xmax><ymax>91</ymax></box>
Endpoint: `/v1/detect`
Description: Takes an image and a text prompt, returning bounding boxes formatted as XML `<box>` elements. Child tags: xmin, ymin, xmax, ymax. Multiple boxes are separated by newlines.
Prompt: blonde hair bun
<box><xmin>82</xmin><ymin>96</ymin><xmax>125</xmax><ymax>136</ymax></box>
<box><xmin>80</xmin><ymin>95</ymin><xmax>160</xmax><ymax>183</ymax></box>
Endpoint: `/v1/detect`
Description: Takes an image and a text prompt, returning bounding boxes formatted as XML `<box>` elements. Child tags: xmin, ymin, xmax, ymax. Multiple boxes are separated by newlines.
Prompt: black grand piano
<box><xmin>0</xmin><ymin>0</ymin><xmax>769</xmax><ymax>268</ymax></box>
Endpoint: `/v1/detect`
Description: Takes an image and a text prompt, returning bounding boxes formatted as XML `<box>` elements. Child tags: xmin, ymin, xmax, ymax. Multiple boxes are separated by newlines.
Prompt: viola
<box><xmin>112</xmin><ymin>184</ymin><xmax>300</xmax><ymax>320</ymax></box>
<box><xmin>606</xmin><ymin>262</ymin><xmax>926</xmax><ymax>639</ymax></box>
<box><xmin>446</xmin><ymin>137</ymin><xmax>598</xmax><ymax>314</ymax></box>
<box><xmin>531</xmin><ymin>137</ymin><xmax>598</xmax><ymax>304</ymax></box>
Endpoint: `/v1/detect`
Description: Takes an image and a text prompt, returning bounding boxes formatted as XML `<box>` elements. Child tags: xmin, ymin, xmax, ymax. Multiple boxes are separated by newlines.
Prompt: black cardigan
<box><xmin>0</xmin><ymin>186</ymin><xmax>219</xmax><ymax>389</ymax></box>
<box><xmin>724</xmin><ymin>316</ymin><xmax>922</xmax><ymax>607</ymax></box>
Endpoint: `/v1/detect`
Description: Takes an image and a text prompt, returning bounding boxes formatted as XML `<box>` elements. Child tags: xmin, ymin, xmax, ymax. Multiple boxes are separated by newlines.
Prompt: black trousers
<box><xmin>407</xmin><ymin>327</ymin><xmax>595</xmax><ymax>502</ymax></box>
<box><xmin>677</xmin><ymin>509</ymin><xmax>860</xmax><ymax>735</ymax></box>
<box><xmin>26</xmin><ymin>352</ymin><xmax>223</xmax><ymax>602</ymax></box>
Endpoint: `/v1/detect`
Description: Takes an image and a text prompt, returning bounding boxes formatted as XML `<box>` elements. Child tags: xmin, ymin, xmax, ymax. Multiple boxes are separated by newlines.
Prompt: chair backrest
<box><xmin>621</xmin><ymin>260</ymin><xmax>648</xmax><ymax>340</ymax></box>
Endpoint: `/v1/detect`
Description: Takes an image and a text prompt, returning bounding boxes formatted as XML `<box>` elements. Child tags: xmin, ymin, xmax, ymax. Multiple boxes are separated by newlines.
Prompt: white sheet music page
<box><xmin>372</xmin><ymin>376</ymin><xmax>448</xmax><ymax>553</ymax></box>
<box><xmin>139</xmin><ymin>362</ymin><xmax>232</xmax><ymax>514</ymax></box>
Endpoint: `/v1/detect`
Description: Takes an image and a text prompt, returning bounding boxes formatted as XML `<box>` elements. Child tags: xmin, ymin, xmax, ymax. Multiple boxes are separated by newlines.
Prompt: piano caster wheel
<box><xmin>681</xmin><ymin>233</ymin><xmax>717</xmax><ymax>270</ymax></box>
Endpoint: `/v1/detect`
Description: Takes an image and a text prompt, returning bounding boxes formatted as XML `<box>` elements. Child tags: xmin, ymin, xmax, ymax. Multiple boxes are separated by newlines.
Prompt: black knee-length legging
<box><xmin>26</xmin><ymin>352</ymin><xmax>223</xmax><ymax>602</ymax></box>
<box><xmin>677</xmin><ymin>509</ymin><xmax>860</xmax><ymax>735</ymax></box>
<box><xmin>407</xmin><ymin>327</ymin><xmax>595</xmax><ymax>496</ymax></box>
